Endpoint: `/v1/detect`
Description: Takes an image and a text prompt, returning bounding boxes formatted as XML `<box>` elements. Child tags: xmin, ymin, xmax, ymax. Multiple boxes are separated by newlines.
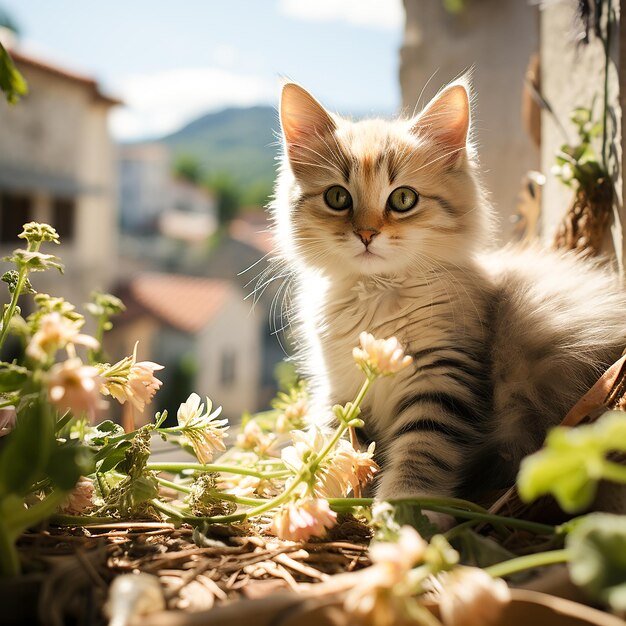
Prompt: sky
<box><xmin>2</xmin><ymin>0</ymin><xmax>404</xmax><ymax>141</ymax></box>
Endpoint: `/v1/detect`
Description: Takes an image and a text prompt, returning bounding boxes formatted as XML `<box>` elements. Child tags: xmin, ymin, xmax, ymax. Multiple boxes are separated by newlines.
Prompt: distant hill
<box><xmin>160</xmin><ymin>106</ymin><xmax>279</xmax><ymax>198</ymax></box>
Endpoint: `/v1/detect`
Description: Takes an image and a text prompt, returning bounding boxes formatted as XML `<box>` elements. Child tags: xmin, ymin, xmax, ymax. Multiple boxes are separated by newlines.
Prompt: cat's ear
<box><xmin>280</xmin><ymin>83</ymin><xmax>336</xmax><ymax>146</ymax></box>
<box><xmin>410</xmin><ymin>82</ymin><xmax>470</xmax><ymax>167</ymax></box>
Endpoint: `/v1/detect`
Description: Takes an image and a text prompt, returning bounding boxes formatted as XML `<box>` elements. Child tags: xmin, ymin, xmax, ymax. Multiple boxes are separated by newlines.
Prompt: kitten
<box><xmin>270</xmin><ymin>78</ymin><xmax>626</xmax><ymax>503</ymax></box>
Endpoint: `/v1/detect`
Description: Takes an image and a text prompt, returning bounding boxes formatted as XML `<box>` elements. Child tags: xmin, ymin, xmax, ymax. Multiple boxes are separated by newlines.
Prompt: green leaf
<box><xmin>517</xmin><ymin>412</ymin><xmax>626</xmax><ymax>513</ymax></box>
<box><xmin>567</xmin><ymin>513</ymin><xmax>626</xmax><ymax>610</ymax></box>
<box><xmin>0</xmin><ymin>42</ymin><xmax>28</xmax><ymax>105</ymax></box>
<box><xmin>45</xmin><ymin>444</ymin><xmax>94</xmax><ymax>490</ymax></box>
<box><xmin>0</xmin><ymin>362</ymin><xmax>29</xmax><ymax>393</ymax></box>
<box><xmin>94</xmin><ymin>440</ymin><xmax>132</xmax><ymax>473</ymax></box>
<box><xmin>3</xmin><ymin>250</ymin><xmax>64</xmax><ymax>274</ymax></box>
<box><xmin>0</xmin><ymin>398</ymin><xmax>54</xmax><ymax>496</ymax></box>
<box><xmin>88</xmin><ymin>419</ymin><xmax>125</xmax><ymax>445</ymax></box>
<box><xmin>450</xmin><ymin>529</ymin><xmax>516</xmax><ymax>568</ymax></box>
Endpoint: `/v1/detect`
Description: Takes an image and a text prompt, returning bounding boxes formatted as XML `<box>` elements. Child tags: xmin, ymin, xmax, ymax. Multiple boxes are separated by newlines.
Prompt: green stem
<box><xmin>327</xmin><ymin>497</ymin><xmax>554</xmax><ymax>535</ymax></box>
<box><xmin>0</xmin><ymin>268</ymin><xmax>28</xmax><ymax>350</ymax></box>
<box><xmin>485</xmin><ymin>548</ymin><xmax>570</xmax><ymax>579</ymax></box>
<box><xmin>7</xmin><ymin>489</ymin><xmax>68</xmax><ymax>536</ymax></box>
<box><xmin>310</xmin><ymin>377</ymin><xmax>372</xmax><ymax>475</ymax></box>
<box><xmin>146</xmin><ymin>462</ymin><xmax>289</xmax><ymax>480</ymax></box>
<box><xmin>150</xmin><ymin>498</ymin><xmax>185</xmax><ymax>520</ymax></box>
<box><xmin>155</xmin><ymin>476</ymin><xmax>266</xmax><ymax>507</ymax></box>
<box><xmin>156</xmin><ymin>476</ymin><xmax>191</xmax><ymax>494</ymax></box>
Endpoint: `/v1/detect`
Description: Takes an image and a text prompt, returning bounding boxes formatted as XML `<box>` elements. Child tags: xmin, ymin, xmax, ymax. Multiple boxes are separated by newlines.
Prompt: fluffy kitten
<box><xmin>270</xmin><ymin>79</ymin><xmax>626</xmax><ymax>502</ymax></box>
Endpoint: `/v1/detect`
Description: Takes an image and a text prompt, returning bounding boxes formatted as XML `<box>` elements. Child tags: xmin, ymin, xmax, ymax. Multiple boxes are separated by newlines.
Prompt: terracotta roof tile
<box><xmin>129</xmin><ymin>273</ymin><xmax>235</xmax><ymax>334</ymax></box>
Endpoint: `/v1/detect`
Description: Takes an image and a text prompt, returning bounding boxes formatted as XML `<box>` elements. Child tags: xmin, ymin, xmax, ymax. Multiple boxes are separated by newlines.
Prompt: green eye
<box><xmin>388</xmin><ymin>187</ymin><xmax>419</xmax><ymax>212</ymax></box>
<box><xmin>324</xmin><ymin>185</ymin><xmax>352</xmax><ymax>211</ymax></box>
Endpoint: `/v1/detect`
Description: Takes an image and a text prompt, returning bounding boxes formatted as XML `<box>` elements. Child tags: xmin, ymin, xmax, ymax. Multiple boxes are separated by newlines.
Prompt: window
<box><xmin>52</xmin><ymin>197</ymin><xmax>76</xmax><ymax>242</ymax></box>
<box><xmin>220</xmin><ymin>350</ymin><xmax>237</xmax><ymax>387</ymax></box>
<box><xmin>0</xmin><ymin>193</ymin><xmax>32</xmax><ymax>244</ymax></box>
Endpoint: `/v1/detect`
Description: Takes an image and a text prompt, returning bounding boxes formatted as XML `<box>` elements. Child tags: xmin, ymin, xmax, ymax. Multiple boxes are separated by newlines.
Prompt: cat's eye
<box><xmin>388</xmin><ymin>187</ymin><xmax>419</xmax><ymax>212</ymax></box>
<box><xmin>324</xmin><ymin>186</ymin><xmax>352</xmax><ymax>211</ymax></box>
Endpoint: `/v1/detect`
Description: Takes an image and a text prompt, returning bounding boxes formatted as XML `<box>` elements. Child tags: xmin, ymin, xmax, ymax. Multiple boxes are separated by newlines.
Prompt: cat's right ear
<box><xmin>280</xmin><ymin>83</ymin><xmax>336</xmax><ymax>148</ymax></box>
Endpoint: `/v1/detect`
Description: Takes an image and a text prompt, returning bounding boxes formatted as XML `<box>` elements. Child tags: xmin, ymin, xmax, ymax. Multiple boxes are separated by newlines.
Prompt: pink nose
<box><xmin>354</xmin><ymin>229</ymin><xmax>380</xmax><ymax>246</ymax></box>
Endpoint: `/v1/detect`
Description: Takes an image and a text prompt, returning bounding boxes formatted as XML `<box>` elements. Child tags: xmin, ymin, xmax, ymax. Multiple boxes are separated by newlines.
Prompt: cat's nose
<box><xmin>354</xmin><ymin>228</ymin><xmax>380</xmax><ymax>246</ymax></box>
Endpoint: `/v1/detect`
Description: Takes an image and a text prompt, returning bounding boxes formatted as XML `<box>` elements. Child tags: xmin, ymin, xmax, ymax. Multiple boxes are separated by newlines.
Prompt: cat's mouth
<box><xmin>357</xmin><ymin>249</ymin><xmax>381</xmax><ymax>259</ymax></box>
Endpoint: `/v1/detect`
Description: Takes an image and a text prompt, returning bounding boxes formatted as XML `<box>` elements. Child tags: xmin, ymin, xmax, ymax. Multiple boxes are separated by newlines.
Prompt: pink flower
<box><xmin>60</xmin><ymin>476</ymin><xmax>95</xmax><ymax>515</ymax></box>
<box><xmin>0</xmin><ymin>406</ymin><xmax>16</xmax><ymax>437</ymax></box>
<box><xmin>26</xmin><ymin>312</ymin><xmax>99</xmax><ymax>361</ymax></box>
<box><xmin>353</xmin><ymin>332</ymin><xmax>413</xmax><ymax>376</ymax></box>
<box><xmin>100</xmin><ymin>343</ymin><xmax>164</xmax><ymax>412</ymax></box>
<box><xmin>270</xmin><ymin>497</ymin><xmax>337</xmax><ymax>542</ymax></box>
<box><xmin>437</xmin><ymin>567</ymin><xmax>511</xmax><ymax>626</ymax></box>
<box><xmin>48</xmin><ymin>358</ymin><xmax>104</xmax><ymax>421</ymax></box>
<box><xmin>276</xmin><ymin>397</ymin><xmax>308</xmax><ymax>433</ymax></box>
<box><xmin>317</xmin><ymin>440</ymin><xmax>379</xmax><ymax>497</ymax></box>
<box><xmin>236</xmin><ymin>420</ymin><xmax>275</xmax><ymax>455</ymax></box>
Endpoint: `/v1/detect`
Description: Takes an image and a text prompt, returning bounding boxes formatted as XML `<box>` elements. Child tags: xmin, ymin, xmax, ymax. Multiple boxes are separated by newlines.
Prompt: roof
<box><xmin>228</xmin><ymin>211</ymin><xmax>275</xmax><ymax>255</ymax></box>
<box><xmin>126</xmin><ymin>273</ymin><xmax>237</xmax><ymax>334</ymax></box>
<box><xmin>9</xmin><ymin>49</ymin><xmax>121</xmax><ymax>106</ymax></box>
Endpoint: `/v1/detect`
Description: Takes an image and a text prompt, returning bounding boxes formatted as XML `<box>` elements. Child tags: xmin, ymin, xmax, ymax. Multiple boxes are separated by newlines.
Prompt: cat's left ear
<box><xmin>410</xmin><ymin>81</ymin><xmax>470</xmax><ymax>167</ymax></box>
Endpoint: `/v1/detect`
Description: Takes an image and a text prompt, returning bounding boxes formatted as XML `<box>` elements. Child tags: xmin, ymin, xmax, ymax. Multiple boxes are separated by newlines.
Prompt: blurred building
<box><xmin>111</xmin><ymin>273</ymin><xmax>261</xmax><ymax>421</ymax></box>
<box><xmin>118</xmin><ymin>142</ymin><xmax>170</xmax><ymax>233</ymax></box>
<box><xmin>0</xmin><ymin>34</ymin><xmax>119</xmax><ymax>308</ymax></box>
<box><xmin>400</xmin><ymin>0</ymin><xmax>539</xmax><ymax>242</ymax></box>
<box><xmin>118</xmin><ymin>143</ymin><xmax>217</xmax><ymax>241</ymax></box>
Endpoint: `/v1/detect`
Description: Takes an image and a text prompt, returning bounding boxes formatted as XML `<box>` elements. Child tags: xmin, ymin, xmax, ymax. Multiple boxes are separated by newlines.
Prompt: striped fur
<box><xmin>270</xmin><ymin>81</ymin><xmax>626</xmax><ymax>501</ymax></box>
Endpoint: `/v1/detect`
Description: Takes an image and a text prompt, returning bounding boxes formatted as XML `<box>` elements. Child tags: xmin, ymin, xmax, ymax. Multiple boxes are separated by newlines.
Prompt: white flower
<box><xmin>270</xmin><ymin>497</ymin><xmax>337</xmax><ymax>542</ymax></box>
<box><xmin>60</xmin><ymin>476</ymin><xmax>95</xmax><ymax>515</ymax></box>
<box><xmin>437</xmin><ymin>567</ymin><xmax>510</xmax><ymax>626</ymax></box>
<box><xmin>48</xmin><ymin>359</ymin><xmax>104</xmax><ymax>422</ymax></box>
<box><xmin>353</xmin><ymin>332</ymin><xmax>413</xmax><ymax>376</ymax></box>
<box><xmin>369</xmin><ymin>526</ymin><xmax>428</xmax><ymax>580</ymax></box>
<box><xmin>100</xmin><ymin>343</ymin><xmax>163</xmax><ymax>413</ymax></box>
<box><xmin>0</xmin><ymin>406</ymin><xmax>16</xmax><ymax>437</ymax></box>
<box><xmin>27</xmin><ymin>312</ymin><xmax>99</xmax><ymax>361</ymax></box>
<box><xmin>280</xmin><ymin>426</ymin><xmax>326</xmax><ymax>474</ymax></box>
<box><xmin>317</xmin><ymin>440</ymin><xmax>379</xmax><ymax>497</ymax></box>
<box><xmin>177</xmin><ymin>393</ymin><xmax>228</xmax><ymax>463</ymax></box>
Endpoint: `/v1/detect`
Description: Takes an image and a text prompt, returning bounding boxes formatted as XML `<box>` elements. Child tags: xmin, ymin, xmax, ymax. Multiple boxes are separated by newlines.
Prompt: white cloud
<box><xmin>110</xmin><ymin>67</ymin><xmax>276</xmax><ymax>141</ymax></box>
<box><xmin>278</xmin><ymin>0</ymin><xmax>404</xmax><ymax>31</ymax></box>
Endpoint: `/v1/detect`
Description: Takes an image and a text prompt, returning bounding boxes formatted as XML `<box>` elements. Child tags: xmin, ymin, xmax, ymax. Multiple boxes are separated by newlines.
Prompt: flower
<box><xmin>26</xmin><ymin>312</ymin><xmax>99</xmax><ymax>361</ymax></box>
<box><xmin>270</xmin><ymin>497</ymin><xmax>337</xmax><ymax>541</ymax></box>
<box><xmin>236</xmin><ymin>420</ymin><xmax>275</xmax><ymax>455</ymax></box>
<box><xmin>437</xmin><ymin>567</ymin><xmax>511</xmax><ymax>626</ymax></box>
<box><xmin>60</xmin><ymin>476</ymin><xmax>95</xmax><ymax>514</ymax></box>
<box><xmin>48</xmin><ymin>358</ymin><xmax>104</xmax><ymax>421</ymax></box>
<box><xmin>100</xmin><ymin>343</ymin><xmax>164</xmax><ymax>413</ymax></box>
<box><xmin>276</xmin><ymin>397</ymin><xmax>308</xmax><ymax>433</ymax></box>
<box><xmin>177</xmin><ymin>393</ymin><xmax>228</xmax><ymax>463</ymax></box>
<box><xmin>317</xmin><ymin>440</ymin><xmax>379</xmax><ymax>497</ymax></box>
<box><xmin>281</xmin><ymin>426</ymin><xmax>327</xmax><ymax>475</ymax></box>
<box><xmin>353</xmin><ymin>332</ymin><xmax>413</xmax><ymax>377</ymax></box>
<box><xmin>344</xmin><ymin>526</ymin><xmax>429</xmax><ymax>626</ymax></box>
<box><xmin>0</xmin><ymin>406</ymin><xmax>16</xmax><ymax>437</ymax></box>
<box><xmin>369</xmin><ymin>526</ymin><xmax>428</xmax><ymax>580</ymax></box>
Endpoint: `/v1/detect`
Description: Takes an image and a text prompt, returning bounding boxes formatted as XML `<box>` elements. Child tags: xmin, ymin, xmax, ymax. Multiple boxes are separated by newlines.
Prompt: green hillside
<box><xmin>161</xmin><ymin>106</ymin><xmax>279</xmax><ymax>200</ymax></box>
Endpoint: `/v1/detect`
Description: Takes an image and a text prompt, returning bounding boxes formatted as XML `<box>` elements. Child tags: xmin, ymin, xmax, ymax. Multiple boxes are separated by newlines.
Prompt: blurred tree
<box><xmin>172</xmin><ymin>153</ymin><xmax>204</xmax><ymax>184</ymax></box>
<box><xmin>243</xmin><ymin>179</ymin><xmax>273</xmax><ymax>208</ymax></box>
<box><xmin>207</xmin><ymin>172</ymin><xmax>242</xmax><ymax>225</ymax></box>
